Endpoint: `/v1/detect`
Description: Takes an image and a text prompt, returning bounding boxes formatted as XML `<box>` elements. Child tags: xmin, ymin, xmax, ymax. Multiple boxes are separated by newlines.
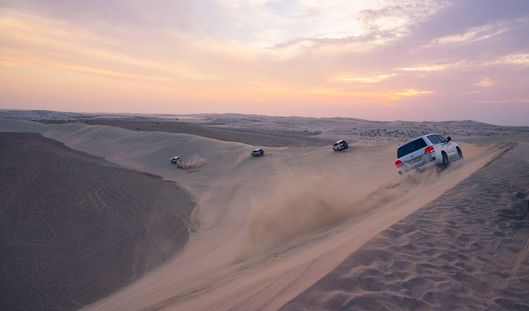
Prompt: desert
<box><xmin>1</xmin><ymin>111</ymin><xmax>528</xmax><ymax>311</ymax></box>
<box><xmin>3</xmin><ymin>1</ymin><xmax>529</xmax><ymax>310</ymax></box>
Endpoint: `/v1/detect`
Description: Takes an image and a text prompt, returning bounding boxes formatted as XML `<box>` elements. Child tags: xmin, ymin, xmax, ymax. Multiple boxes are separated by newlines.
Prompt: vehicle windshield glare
<box><xmin>397</xmin><ymin>138</ymin><xmax>427</xmax><ymax>158</ymax></box>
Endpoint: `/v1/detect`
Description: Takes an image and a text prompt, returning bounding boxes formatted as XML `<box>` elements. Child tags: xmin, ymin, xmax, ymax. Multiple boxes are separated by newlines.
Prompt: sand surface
<box><xmin>0</xmin><ymin>132</ymin><xmax>195</xmax><ymax>311</ymax></box>
<box><xmin>1</xmin><ymin>114</ymin><xmax>528</xmax><ymax>311</ymax></box>
<box><xmin>83</xmin><ymin>120</ymin><xmax>329</xmax><ymax>148</ymax></box>
<box><xmin>281</xmin><ymin>143</ymin><xmax>529</xmax><ymax>310</ymax></box>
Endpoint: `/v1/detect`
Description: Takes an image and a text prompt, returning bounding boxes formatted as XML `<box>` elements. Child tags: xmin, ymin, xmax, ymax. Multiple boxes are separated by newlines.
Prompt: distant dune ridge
<box><xmin>0</xmin><ymin>112</ymin><xmax>528</xmax><ymax>311</ymax></box>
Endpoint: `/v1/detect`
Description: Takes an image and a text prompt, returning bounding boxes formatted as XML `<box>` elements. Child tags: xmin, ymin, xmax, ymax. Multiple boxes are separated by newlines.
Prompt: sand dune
<box><xmin>0</xmin><ymin>132</ymin><xmax>195</xmax><ymax>311</ymax></box>
<box><xmin>41</xmin><ymin>122</ymin><xmax>522</xmax><ymax>311</ymax></box>
<box><xmin>0</xmin><ymin>118</ymin><xmax>51</xmax><ymax>133</ymax></box>
<box><xmin>1</xmin><ymin>116</ymin><xmax>528</xmax><ymax>311</ymax></box>
<box><xmin>280</xmin><ymin>143</ymin><xmax>529</xmax><ymax>311</ymax></box>
<box><xmin>82</xmin><ymin>119</ymin><xmax>329</xmax><ymax>148</ymax></box>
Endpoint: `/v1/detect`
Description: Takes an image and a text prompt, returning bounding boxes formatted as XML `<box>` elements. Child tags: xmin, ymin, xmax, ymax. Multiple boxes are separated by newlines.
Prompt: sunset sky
<box><xmin>1</xmin><ymin>0</ymin><xmax>528</xmax><ymax>125</ymax></box>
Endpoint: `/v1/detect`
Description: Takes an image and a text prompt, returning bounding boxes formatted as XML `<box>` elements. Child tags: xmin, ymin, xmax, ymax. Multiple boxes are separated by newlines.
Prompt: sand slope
<box><xmin>83</xmin><ymin>119</ymin><xmax>329</xmax><ymax>147</ymax></box>
<box><xmin>280</xmin><ymin>143</ymin><xmax>529</xmax><ymax>311</ymax></box>
<box><xmin>0</xmin><ymin>133</ymin><xmax>195</xmax><ymax>311</ymax></box>
<box><xmin>0</xmin><ymin>118</ymin><xmax>51</xmax><ymax>132</ymax></box>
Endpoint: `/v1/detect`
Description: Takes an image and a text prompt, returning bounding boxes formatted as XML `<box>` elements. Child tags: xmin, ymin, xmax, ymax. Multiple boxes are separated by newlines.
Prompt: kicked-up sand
<box><xmin>0</xmin><ymin>114</ymin><xmax>528</xmax><ymax>311</ymax></box>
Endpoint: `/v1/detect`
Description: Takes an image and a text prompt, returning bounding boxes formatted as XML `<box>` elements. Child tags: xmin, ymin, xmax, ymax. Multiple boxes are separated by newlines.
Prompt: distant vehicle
<box><xmin>170</xmin><ymin>156</ymin><xmax>181</xmax><ymax>164</ymax></box>
<box><xmin>251</xmin><ymin>149</ymin><xmax>264</xmax><ymax>157</ymax></box>
<box><xmin>395</xmin><ymin>134</ymin><xmax>463</xmax><ymax>174</ymax></box>
<box><xmin>333</xmin><ymin>140</ymin><xmax>348</xmax><ymax>151</ymax></box>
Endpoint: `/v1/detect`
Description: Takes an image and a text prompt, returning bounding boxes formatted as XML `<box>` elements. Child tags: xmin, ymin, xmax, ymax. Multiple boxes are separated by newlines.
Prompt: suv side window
<box><xmin>437</xmin><ymin>135</ymin><xmax>447</xmax><ymax>143</ymax></box>
<box><xmin>427</xmin><ymin>135</ymin><xmax>440</xmax><ymax>144</ymax></box>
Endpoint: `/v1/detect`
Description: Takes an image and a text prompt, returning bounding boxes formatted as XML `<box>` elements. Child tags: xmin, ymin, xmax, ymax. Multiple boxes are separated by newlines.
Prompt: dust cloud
<box><xmin>244</xmin><ymin>167</ymin><xmax>443</xmax><ymax>254</ymax></box>
<box><xmin>179</xmin><ymin>155</ymin><xmax>208</xmax><ymax>170</ymax></box>
<box><xmin>242</xmin><ymin>142</ymin><xmax>509</xmax><ymax>257</ymax></box>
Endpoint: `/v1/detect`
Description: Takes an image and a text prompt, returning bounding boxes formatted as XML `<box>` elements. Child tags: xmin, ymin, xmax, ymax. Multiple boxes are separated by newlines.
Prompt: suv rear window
<box><xmin>397</xmin><ymin>138</ymin><xmax>427</xmax><ymax>158</ymax></box>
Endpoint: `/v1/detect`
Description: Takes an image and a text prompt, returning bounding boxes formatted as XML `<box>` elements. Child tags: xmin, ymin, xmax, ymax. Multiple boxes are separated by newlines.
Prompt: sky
<box><xmin>1</xmin><ymin>0</ymin><xmax>529</xmax><ymax>126</ymax></box>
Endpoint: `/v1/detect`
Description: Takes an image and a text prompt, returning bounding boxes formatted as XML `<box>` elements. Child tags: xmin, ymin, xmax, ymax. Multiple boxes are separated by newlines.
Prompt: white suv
<box><xmin>395</xmin><ymin>134</ymin><xmax>463</xmax><ymax>174</ymax></box>
<box><xmin>333</xmin><ymin>140</ymin><xmax>348</xmax><ymax>151</ymax></box>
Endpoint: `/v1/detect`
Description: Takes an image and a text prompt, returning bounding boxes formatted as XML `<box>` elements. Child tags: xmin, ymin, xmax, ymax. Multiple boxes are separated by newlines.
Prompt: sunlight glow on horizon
<box><xmin>1</xmin><ymin>0</ymin><xmax>528</xmax><ymax>125</ymax></box>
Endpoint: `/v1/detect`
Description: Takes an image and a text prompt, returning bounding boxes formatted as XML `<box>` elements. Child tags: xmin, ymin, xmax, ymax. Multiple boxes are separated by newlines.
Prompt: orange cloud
<box><xmin>331</xmin><ymin>74</ymin><xmax>397</xmax><ymax>83</ymax></box>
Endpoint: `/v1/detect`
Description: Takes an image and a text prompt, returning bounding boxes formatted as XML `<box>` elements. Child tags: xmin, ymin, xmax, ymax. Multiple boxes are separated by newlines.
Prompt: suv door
<box><xmin>437</xmin><ymin>135</ymin><xmax>457</xmax><ymax>159</ymax></box>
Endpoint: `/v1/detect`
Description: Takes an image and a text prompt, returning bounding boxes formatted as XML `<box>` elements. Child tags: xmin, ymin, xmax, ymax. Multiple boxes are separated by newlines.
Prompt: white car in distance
<box><xmin>251</xmin><ymin>149</ymin><xmax>264</xmax><ymax>157</ymax></box>
<box><xmin>333</xmin><ymin>140</ymin><xmax>348</xmax><ymax>151</ymax></box>
<box><xmin>395</xmin><ymin>134</ymin><xmax>463</xmax><ymax>174</ymax></box>
<box><xmin>170</xmin><ymin>156</ymin><xmax>182</xmax><ymax>165</ymax></box>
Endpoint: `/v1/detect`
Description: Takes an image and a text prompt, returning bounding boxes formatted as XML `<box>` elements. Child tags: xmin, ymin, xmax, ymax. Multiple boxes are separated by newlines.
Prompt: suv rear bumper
<box><xmin>397</xmin><ymin>152</ymin><xmax>442</xmax><ymax>174</ymax></box>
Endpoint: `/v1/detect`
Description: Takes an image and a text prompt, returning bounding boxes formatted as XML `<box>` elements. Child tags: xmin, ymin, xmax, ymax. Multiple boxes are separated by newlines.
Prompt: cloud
<box><xmin>265</xmin><ymin>0</ymin><xmax>449</xmax><ymax>52</ymax></box>
<box><xmin>489</xmin><ymin>53</ymin><xmax>529</xmax><ymax>66</ymax></box>
<box><xmin>473</xmin><ymin>77</ymin><xmax>495</xmax><ymax>87</ymax></box>
<box><xmin>304</xmin><ymin>87</ymin><xmax>433</xmax><ymax>104</ymax></box>
<box><xmin>0</xmin><ymin>0</ymin><xmax>198</xmax><ymax>32</ymax></box>
<box><xmin>476</xmin><ymin>100</ymin><xmax>529</xmax><ymax>104</ymax></box>
<box><xmin>398</xmin><ymin>63</ymin><xmax>456</xmax><ymax>72</ymax></box>
<box><xmin>388</xmin><ymin>89</ymin><xmax>434</xmax><ymax>101</ymax></box>
<box><xmin>429</xmin><ymin>23</ymin><xmax>509</xmax><ymax>46</ymax></box>
<box><xmin>331</xmin><ymin>73</ymin><xmax>397</xmax><ymax>83</ymax></box>
<box><xmin>408</xmin><ymin>0</ymin><xmax>529</xmax><ymax>40</ymax></box>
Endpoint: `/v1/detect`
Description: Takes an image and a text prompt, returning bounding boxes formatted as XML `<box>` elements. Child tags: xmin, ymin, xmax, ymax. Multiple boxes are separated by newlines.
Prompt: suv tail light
<box><xmin>395</xmin><ymin>160</ymin><xmax>403</xmax><ymax>167</ymax></box>
<box><xmin>424</xmin><ymin>146</ymin><xmax>434</xmax><ymax>154</ymax></box>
